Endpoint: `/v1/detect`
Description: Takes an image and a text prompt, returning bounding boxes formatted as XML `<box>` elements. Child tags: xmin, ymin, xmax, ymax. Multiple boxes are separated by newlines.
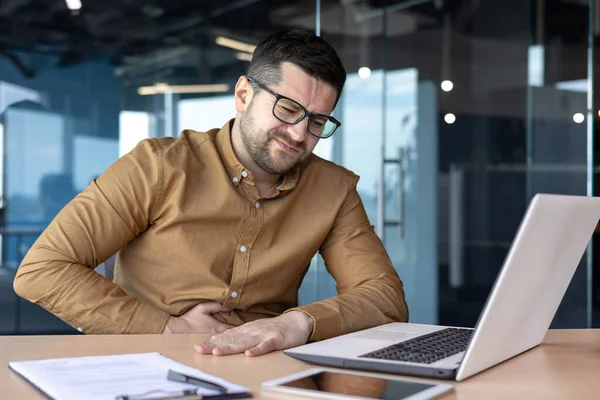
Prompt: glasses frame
<box><xmin>247</xmin><ymin>76</ymin><xmax>341</xmax><ymax>139</ymax></box>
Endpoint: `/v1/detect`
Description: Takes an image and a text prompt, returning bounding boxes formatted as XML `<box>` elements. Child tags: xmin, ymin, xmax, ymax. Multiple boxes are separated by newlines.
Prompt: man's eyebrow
<box><xmin>276</xmin><ymin>86</ymin><xmax>331</xmax><ymax>115</ymax></box>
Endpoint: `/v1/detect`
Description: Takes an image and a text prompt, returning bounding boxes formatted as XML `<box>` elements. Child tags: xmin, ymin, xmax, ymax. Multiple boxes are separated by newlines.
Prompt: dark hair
<box><xmin>247</xmin><ymin>29</ymin><xmax>346</xmax><ymax>107</ymax></box>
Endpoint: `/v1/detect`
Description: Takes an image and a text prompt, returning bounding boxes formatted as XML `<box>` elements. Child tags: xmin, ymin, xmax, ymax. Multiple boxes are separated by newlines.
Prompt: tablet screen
<box><xmin>279</xmin><ymin>371</ymin><xmax>444</xmax><ymax>399</ymax></box>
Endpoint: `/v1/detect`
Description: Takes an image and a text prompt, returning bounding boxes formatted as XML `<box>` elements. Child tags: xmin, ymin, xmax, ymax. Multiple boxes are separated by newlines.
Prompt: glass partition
<box><xmin>316</xmin><ymin>0</ymin><xmax>595</xmax><ymax>328</ymax></box>
<box><xmin>525</xmin><ymin>0</ymin><xmax>594</xmax><ymax>327</ymax></box>
<box><xmin>0</xmin><ymin>58</ymin><xmax>120</xmax><ymax>334</ymax></box>
<box><xmin>0</xmin><ymin>0</ymin><xmax>596</xmax><ymax>334</ymax></box>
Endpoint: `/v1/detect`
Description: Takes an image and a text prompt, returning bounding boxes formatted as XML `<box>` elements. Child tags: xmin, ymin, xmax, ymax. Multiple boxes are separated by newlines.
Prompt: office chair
<box><xmin>94</xmin><ymin>254</ymin><xmax>116</xmax><ymax>282</ymax></box>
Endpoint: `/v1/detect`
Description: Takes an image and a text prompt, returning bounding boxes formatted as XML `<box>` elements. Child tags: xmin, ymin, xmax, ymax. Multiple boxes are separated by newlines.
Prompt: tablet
<box><xmin>261</xmin><ymin>368</ymin><xmax>453</xmax><ymax>400</ymax></box>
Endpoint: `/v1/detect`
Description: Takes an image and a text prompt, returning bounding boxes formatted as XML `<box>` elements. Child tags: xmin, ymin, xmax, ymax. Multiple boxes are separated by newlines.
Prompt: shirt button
<box><xmin>232</xmin><ymin>176</ymin><xmax>239</xmax><ymax>183</ymax></box>
<box><xmin>255</xmin><ymin>202</ymin><xmax>261</xmax><ymax>209</ymax></box>
<box><xmin>240</xmin><ymin>245</ymin><xmax>247</xmax><ymax>253</ymax></box>
<box><xmin>231</xmin><ymin>291</ymin><xmax>238</xmax><ymax>298</ymax></box>
<box><xmin>241</xmin><ymin>171</ymin><xmax>248</xmax><ymax>178</ymax></box>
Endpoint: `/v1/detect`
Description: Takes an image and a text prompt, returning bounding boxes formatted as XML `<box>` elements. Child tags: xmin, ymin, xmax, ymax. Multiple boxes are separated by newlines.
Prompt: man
<box><xmin>14</xmin><ymin>29</ymin><xmax>408</xmax><ymax>357</ymax></box>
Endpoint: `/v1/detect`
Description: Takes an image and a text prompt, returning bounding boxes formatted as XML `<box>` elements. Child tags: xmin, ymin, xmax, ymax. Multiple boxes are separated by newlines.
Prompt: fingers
<box><xmin>193</xmin><ymin>318</ymin><xmax>292</xmax><ymax>357</ymax></box>
<box><xmin>245</xmin><ymin>337</ymin><xmax>278</xmax><ymax>357</ymax></box>
<box><xmin>195</xmin><ymin>301</ymin><xmax>231</xmax><ymax>314</ymax></box>
<box><xmin>194</xmin><ymin>331</ymin><xmax>232</xmax><ymax>355</ymax></box>
<box><xmin>194</xmin><ymin>342</ymin><xmax>215</xmax><ymax>355</ymax></box>
<box><xmin>194</xmin><ymin>333</ymin><xmax>280</xmax><ymax>357</ymax></box>
<box><xmin>193</xmin><ymin>341</ymin><xmax>233</xmax><ymax>356</ymax></box>
<box><xmin>194</xmin><ymin>330</ymin><xmax>260</xmax><ymax>356</ymax></box>
<box><xmin>211</xmin><ymin>336</ymin><xmax>258</xmax><ymax>356</ymax></box>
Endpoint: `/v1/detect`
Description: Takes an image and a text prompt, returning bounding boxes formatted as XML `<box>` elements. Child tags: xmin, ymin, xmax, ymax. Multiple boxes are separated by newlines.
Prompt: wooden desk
<box><xmin>1</xmin><ymin>329</ymin><xmax>599</xmax><ymax>399</ymax></box>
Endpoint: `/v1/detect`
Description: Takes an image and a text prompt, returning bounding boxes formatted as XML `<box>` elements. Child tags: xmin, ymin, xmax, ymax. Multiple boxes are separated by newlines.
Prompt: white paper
<box><xmin>9</xmin><ymin>352</ymin><xmax>249</xmax><ymax>400</ymax></box>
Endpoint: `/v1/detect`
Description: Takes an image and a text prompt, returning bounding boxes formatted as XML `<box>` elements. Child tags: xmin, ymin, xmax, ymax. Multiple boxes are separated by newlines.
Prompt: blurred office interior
<box><xmin>0</xmin><ymin>0</ymin><xmax>598</xmax><ymax>334</ymax></box>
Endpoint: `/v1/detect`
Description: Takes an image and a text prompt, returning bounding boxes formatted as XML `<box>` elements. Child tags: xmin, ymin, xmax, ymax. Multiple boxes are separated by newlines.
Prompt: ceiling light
<box><xmin>573</xmin><ymin>113</ymin><xmax>585</xmax><ymax>124</ymax></box>
<box><xmin>154</xmin><ymin>83</ymin><xmax>169</xmax><ymax>92</ymax></box>
<box><xmin>444</xmin><ymin>113</ymin><xmax>456</xmax><ymax>124</ymax></box>
<box><xmin>138</xmin><ymin>84</ymin><xmax>230</xmax><ymax>96</ymax></box>
<box><xmin>65</xmin><ymin>0</ymin><xmax>82</xmax><ymax>10</ymax></box>
<box><xmin>358</xmin><ymin>67</ymin><xmax>371</xmax><ymax>79</ymax></box>
<box><xmin>441</xmin><ymin>80</ymin><xmax>454</xmax><ymax>92</ymax></box>
<box><xmin>215</xmin><ymin>37</ymin><xmax>256</xmax><ymax>53</ymax></box>
<box><xmin>235</xmin><ymin>52</ymin><xmax>253</xmax><ymax>62</ymax></box>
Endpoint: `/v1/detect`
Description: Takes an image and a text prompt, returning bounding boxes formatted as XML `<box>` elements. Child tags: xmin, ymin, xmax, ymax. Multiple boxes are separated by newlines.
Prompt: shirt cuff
<box><xmin>287</xmin><ymin>302</ymin><xmax>341</xmax><ymax>341</ymax></box>
<box><xmin>125</xmin><ymin>300</ymin><xmax>171</xmax><ymax>334</ymax></box>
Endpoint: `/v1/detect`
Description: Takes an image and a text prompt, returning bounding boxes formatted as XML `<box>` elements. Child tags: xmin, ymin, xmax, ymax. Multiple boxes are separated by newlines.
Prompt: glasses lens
<box><xmin>274</xmin><ymin>97</ymin><xmax>338</xmax><ymax>138</ymax></box>
<box><xmin>306</xmin><ymin>116</ymin><xmax>334</xmax><ymax>137</ymax></box>
<box><xmin>274</xmin><ymin>98</ymin><xmax>305</xmax><ymax>123</ymax></box>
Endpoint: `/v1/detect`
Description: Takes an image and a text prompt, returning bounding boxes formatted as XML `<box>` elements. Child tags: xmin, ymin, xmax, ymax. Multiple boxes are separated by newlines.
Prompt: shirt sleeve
<box><xmin>287</xmin><ymin>180</ymin><xmax>409</xmax><ymax>341</ymax></box>
<box><xmin>13</xmin><ymin>139</ymin><xmax>171</xmax><ymax>334</ymax></box>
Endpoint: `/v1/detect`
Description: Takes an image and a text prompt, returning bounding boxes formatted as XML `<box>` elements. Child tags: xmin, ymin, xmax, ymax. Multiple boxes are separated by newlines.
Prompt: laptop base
<box><xmin>283</xmin><ymin>350</ymin><xmax>458</xmax><ymax>380</ymax></box>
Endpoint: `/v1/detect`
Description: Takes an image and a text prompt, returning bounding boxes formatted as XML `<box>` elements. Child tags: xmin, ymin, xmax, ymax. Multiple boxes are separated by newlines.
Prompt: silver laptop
<box><xmin>285</xmin><ymin>193</ymin><xmax>600</xmax><ymax>381</ymax></box>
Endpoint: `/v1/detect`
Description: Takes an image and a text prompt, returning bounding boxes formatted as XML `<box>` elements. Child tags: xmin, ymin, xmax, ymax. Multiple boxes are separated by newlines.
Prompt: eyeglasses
<box><xmin>247</xmin><ymin>76</ymin><xmax>341</xmax><ymax>139</ymax></box>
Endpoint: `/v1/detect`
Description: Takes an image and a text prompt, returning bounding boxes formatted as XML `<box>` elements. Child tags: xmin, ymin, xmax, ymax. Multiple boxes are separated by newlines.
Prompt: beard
<box><xmin>239</xmin><ymin>109</ymin><xmax>307</xmax><ymax>175</ymax></box>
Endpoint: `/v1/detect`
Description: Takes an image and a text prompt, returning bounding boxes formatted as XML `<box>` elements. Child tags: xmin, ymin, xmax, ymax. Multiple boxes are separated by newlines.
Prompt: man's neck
<box><xmin>231</xmin><ymin>121</ymin><xmax>282</xmax><ymax>197</ymax></box>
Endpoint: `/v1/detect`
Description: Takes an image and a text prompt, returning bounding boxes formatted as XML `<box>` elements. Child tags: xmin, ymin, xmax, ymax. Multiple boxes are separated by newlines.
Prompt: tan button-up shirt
<box><xmin>14</xmin><ymin>119</ymin><xmax>408</xmax><ymax>341</ymax></box>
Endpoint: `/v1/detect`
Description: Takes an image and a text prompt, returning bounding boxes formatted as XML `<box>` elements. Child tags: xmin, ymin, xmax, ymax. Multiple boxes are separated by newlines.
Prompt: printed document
<box><xmin>8</xmin><ymin>352</ymin><xmax>249</xmax><ymax>400</ymax></box>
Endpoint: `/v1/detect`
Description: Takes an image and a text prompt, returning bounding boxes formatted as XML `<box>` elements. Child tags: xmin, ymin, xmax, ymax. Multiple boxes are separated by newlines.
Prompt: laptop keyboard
<box><xmin>358</xmin><ymin>327</ymin><xmax>473</xmax><ymax>364</ymax></box>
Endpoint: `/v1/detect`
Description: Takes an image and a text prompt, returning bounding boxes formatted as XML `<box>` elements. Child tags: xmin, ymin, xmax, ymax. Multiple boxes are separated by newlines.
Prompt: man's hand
<box><xmin>193</xmin><ymin>311</ymin><xmax>314</xmax><ymax>357</ymax></box>
<box><xmin>162</xmin><ymin>302</ymin><xmax>234</xmax><ymax>334</ymax></box>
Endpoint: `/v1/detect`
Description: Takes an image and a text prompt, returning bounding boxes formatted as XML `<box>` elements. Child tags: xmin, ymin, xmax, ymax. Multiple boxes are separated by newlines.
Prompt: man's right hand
<box><xmin>162</xmin><ymin>302</ymin><xmax>234</xmax><ymax>334</ymax></box>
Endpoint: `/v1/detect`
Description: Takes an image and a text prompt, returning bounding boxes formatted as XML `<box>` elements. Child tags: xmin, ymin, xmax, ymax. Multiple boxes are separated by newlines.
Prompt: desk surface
<box><xmin>1</xmin><ymin>329</ymin><xmax>599</xmax><ymax>399</ymax></box>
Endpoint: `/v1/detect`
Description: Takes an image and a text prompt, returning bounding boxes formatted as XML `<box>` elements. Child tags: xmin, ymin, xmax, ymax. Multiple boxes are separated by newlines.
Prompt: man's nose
<box><xmin>286</xmin><ymin>118</ymin><xmax>309</xmax><ymax>143</ymax></box>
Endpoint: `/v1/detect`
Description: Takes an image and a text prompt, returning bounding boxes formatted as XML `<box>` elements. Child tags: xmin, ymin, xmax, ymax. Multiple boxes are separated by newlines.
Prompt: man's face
<box><xmin>238</xmin><ymin>62</ymin><xmax>337</xmax><ymax>175</ymax></box>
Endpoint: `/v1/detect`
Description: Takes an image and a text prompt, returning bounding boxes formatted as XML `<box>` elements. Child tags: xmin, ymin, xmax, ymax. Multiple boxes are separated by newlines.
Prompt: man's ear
<box><xmin>234</xmin><ymin>76</ymin><xmax>253</xmax><ymax>113</ymax></box>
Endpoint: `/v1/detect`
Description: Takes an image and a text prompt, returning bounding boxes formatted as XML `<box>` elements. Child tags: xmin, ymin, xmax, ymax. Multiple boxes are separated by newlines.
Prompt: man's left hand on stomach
<box><xmin>194</xmin><ymin>310</ymin><xmax>314</xmax><ymax>357</ymax></box>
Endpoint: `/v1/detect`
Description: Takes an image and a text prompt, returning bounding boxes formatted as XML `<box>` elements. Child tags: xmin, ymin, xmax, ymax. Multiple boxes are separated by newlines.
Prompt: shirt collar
<box><xmin>215</xmin><ymin>119</ymin><xmax>245</xmax><ymax>187</ymax></box>
<box><xmin>215</xmin><ymin>118</ymin><xmax>300</xmax><ymax>192</ymax></box>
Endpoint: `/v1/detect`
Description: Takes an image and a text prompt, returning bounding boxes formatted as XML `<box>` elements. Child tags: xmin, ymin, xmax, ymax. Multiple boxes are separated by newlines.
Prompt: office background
<box><xmin>0</xmin><ymin>0</ymin><xmax>597</xmax><ymax>334</ymax></box>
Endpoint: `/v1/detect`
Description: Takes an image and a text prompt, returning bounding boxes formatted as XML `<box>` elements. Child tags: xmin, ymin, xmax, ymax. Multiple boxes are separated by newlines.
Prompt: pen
<box><xmin>115</xmin><ymin>370</ymin><xmax>252</xmax><ymax>400</ymax></box>
<box><xmin>167</xmin><ymin>369</ymin><xmax>228</xmax><ymax>393</ymax></box>
<box><xmin>115</xmin><ymin>388</ymin><xmax>201</xmax><ymax>400</ymax></box>
<box><xmin>115</xmin><ymin>389</ymin><xmax>252</xmax><ymax>400</ymax></box>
